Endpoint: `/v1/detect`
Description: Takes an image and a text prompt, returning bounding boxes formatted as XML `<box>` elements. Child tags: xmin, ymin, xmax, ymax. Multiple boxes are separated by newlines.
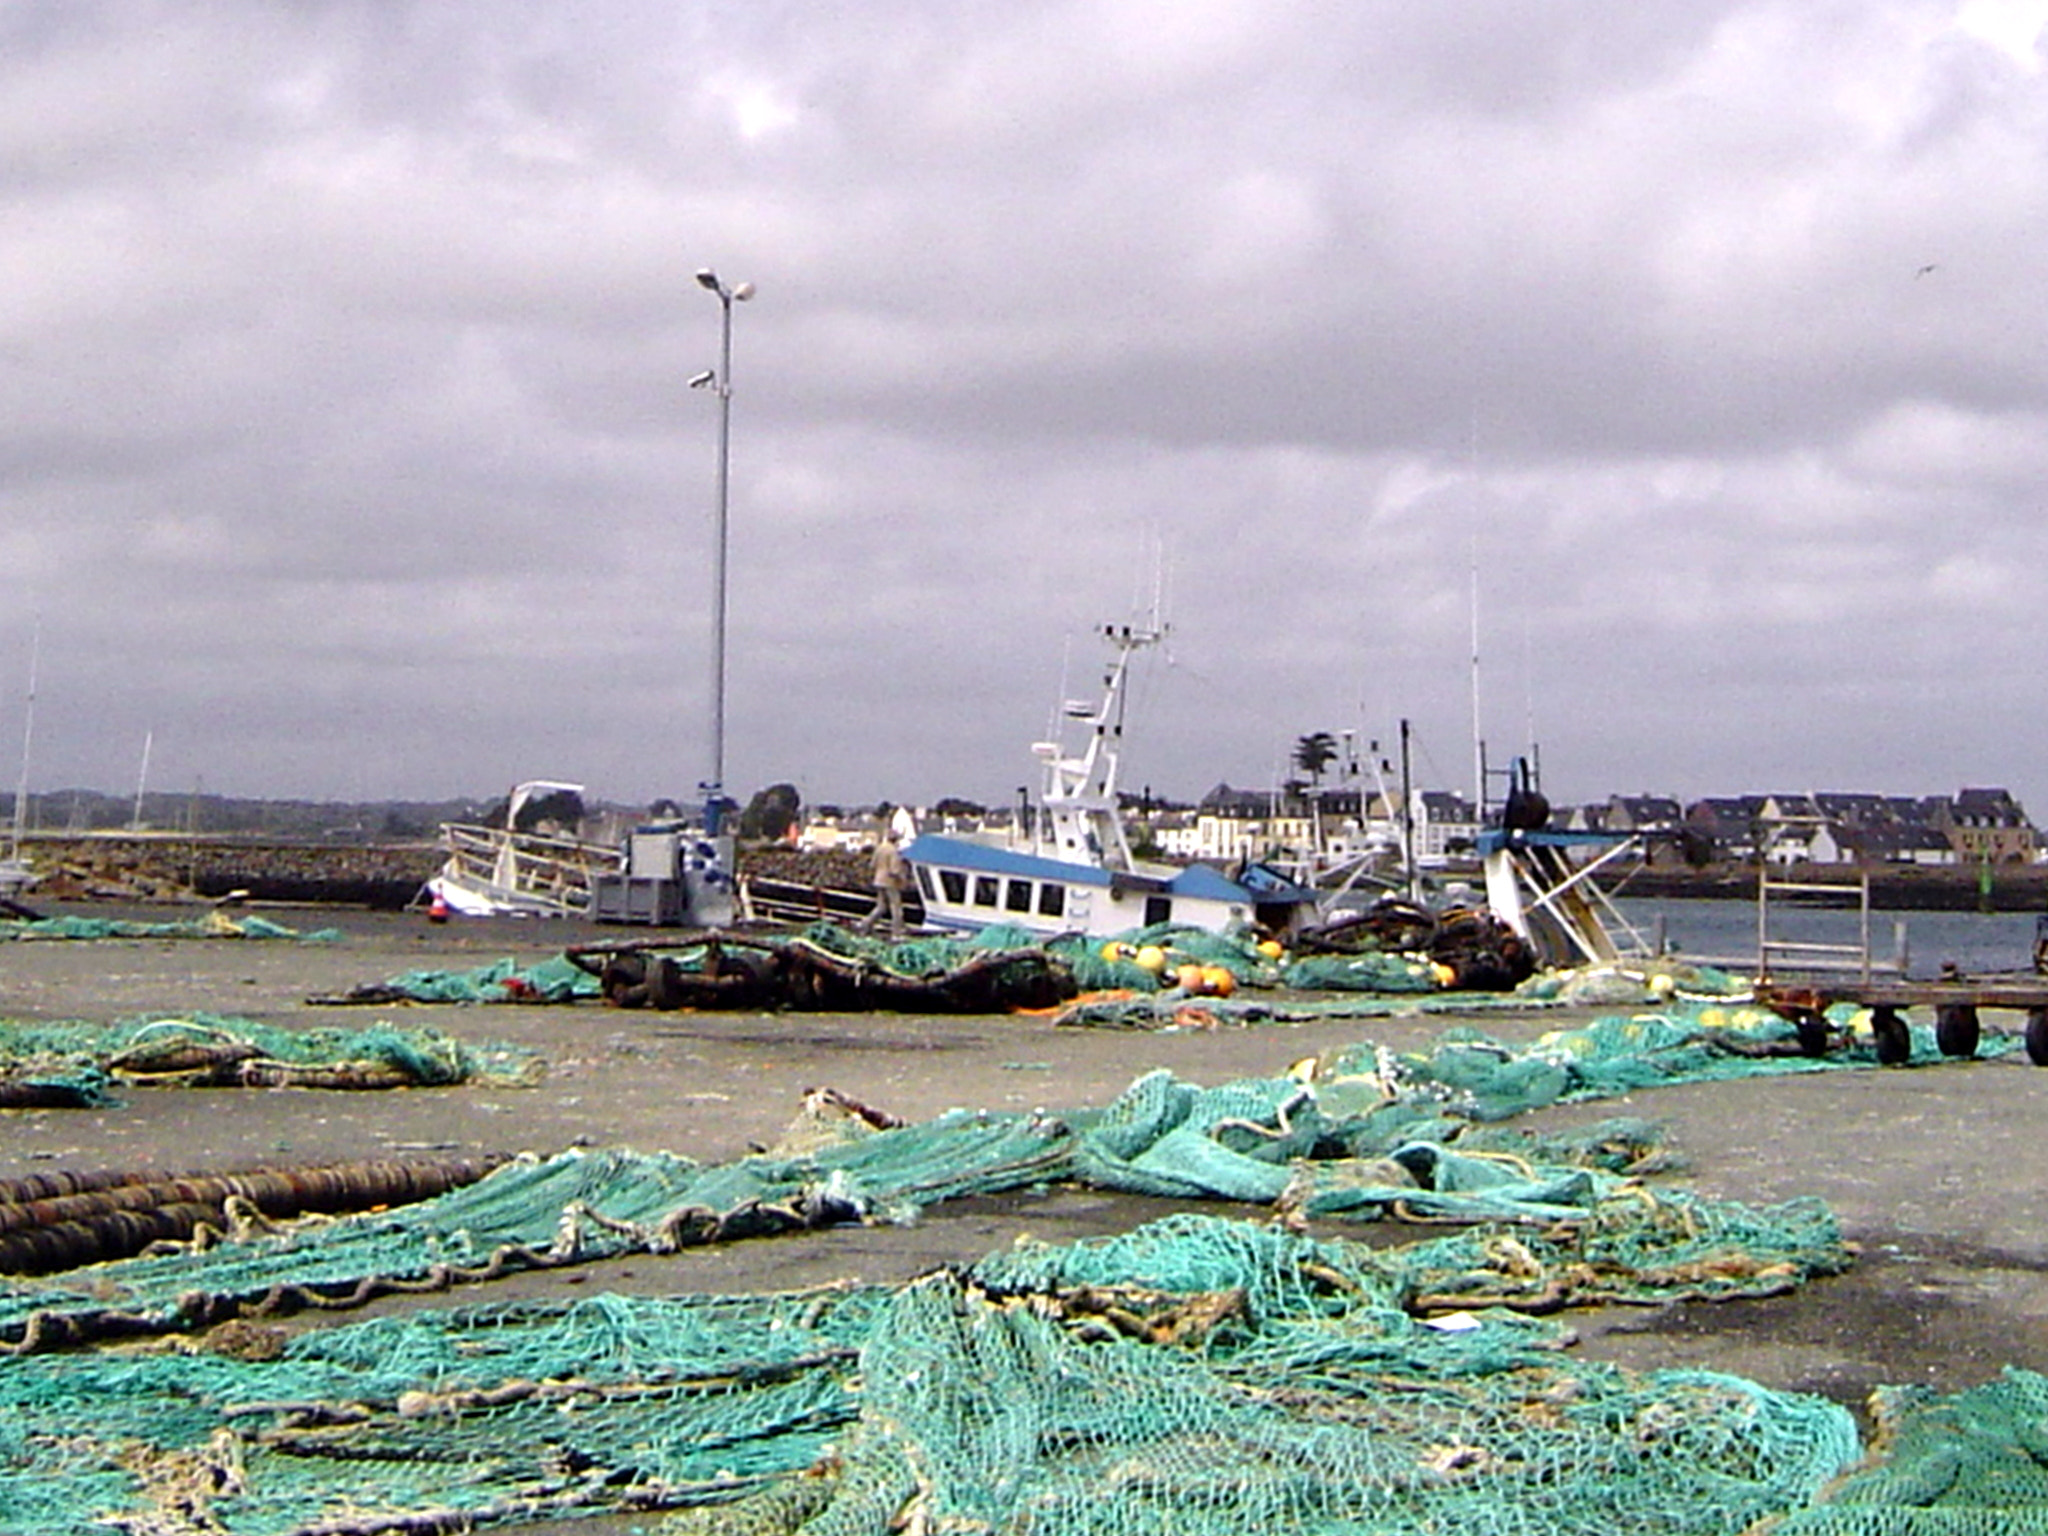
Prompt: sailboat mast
<box><xmin>133</xmin><ymin>730</ymin><xmax>152</xmax><ymax>832</ymax></box>
<box><xmin>1399</xmin><ymin>717</ymin><xmax>1418</xmax><ymax>904</ymax></box>
<box><xmin>8</xmin><ymin>623</ymin><xmax>36</xmax><ymax>857</ymax></box>
<box><xmin>1469</xmin><ymin>549</ymin><xmax>1484</xmax><ymax>820</ymax></box>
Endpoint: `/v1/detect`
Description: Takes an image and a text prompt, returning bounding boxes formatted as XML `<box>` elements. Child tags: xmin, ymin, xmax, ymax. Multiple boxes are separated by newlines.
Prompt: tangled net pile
<box><xmin>347</xmin><ymin>917</ymin><xmax>1750</xmax><ymax>1022</ymax></box>
<box><xmin>0</xmin><ymin>1012</ymin><xmax>543</xmax><ymax>1108</ymax></box>
<box><xmin>0</xmin><ymin>911</ymin><xmax>341</xmax><ymax>942</ymax></box>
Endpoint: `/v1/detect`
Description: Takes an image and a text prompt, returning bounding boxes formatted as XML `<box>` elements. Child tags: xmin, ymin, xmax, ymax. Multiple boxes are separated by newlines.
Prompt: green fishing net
<box><xmin>1772</xmin><ymin>1367</ymin><xmax>2048</xmax><ymax>1534</ymax></box>
<box><xmin>0</xmin><ymin>999</ymin><xmax>2036</xmax><ymax>1532</ymax></box>
<box><xmin>0</xmin><ymin>1012</ymin><xmax>542</xmax><ymax>1109</ymax></box>
<box><xmin>0</xmin><ymin>912</ymin><xmax>341</xmax><ymax>941</ymax></box>
<box><xmin>358</xmin><ymin>952</ymin><xmax>601</xmax><ymax>1003</ymax></box>
<box><xmin>0</xmin><ymin>1212</ymin><xmax>1867</xmax><ymax>1536</ymax></box>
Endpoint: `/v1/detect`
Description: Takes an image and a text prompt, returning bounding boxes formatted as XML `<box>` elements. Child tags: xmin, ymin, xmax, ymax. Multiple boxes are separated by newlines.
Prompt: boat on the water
<box><xmin>425</xmin><ymin>781</ymin><xmax>618</xmax><ymax>918</ymax></box>
<box><xmin>905</xmin><ymin>623</ymin><xmax>1320</xmax><ymax>940</ymax></box>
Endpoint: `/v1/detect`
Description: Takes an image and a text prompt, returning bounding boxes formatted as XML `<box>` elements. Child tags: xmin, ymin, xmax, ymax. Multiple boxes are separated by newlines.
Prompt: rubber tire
<box><xmin>1935</xmin><ymin>1004</ymin><xmax>1981</xmax><ymax>1060</ymax></box>
<box><xmin>601</xmin><ymin>953</ymin><xmax>650</xmax><ymax>1008</ymax></box>
<box><xmin>1871</xmin><ymin>1006</ymin><xmax>1912</xmax><ymax>1067</ymax></box>
<box><xmin>1794</xmin><ymin>1009</ymin><xmax>1831</xmax><ymax>1058</ymax></box>
<box><xmin>645</xmin><ymin>955</ymin><xmax>686</xmax><ymax>1011</ymax></box>
<box><xmin>2027</xmin><ymin>1008</ymin><xmax>2048</xmax><ymax>1067</ymax></box>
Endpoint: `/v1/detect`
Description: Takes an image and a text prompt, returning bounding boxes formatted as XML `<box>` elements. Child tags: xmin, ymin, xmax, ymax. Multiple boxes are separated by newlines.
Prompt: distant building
<box><xmin>1684</xmin><ymin>796</ymin><xmax>1765</xmax><ymax>861</ymax></box>
<box><xmin>1410</xmin><ymin>790</ymin><xmax>1479</xmax><ymax>863</ymax></box>
<box><xmin>1188</xmin><ymin>782</ymin><xmax>1382</xmax><ymax>865</ymax></box>
<box><xmin>816</xmin><ymin>776</ymin><xmax>2038</xmax><ymax>876</ymax></box>
<box><xmin>1714</xmin><ymin>785</ymin><xmax>2039</xmax><ymax>868</ymax></box>
<box><xmin>1759</xmin><ymin>793</ymin><xmax>1822</xmax><ymax>824</ymax></box>
<box><xmin>1192</xmin><ymin>784</ymin><xmax>1309</xmax><ymax>863</ymax></box>
<box><xmin>1558</xmin><ymin>802</ymin><xmax>1609</xmax><ymax>834</ymax></box>
<box><xmin>1146</xmin><ymin>810</ymin><xmax>1202</xmax><ymax>860</ymax></box>
<box><xmin>1605</xmin><ymin>794</ymin><xmax>1683</xmax><ymax>832</ymax></box>
<box><xmin>1813</xmin><ymin>792</ymin><xmax>1891</xmax><ymax>829</ymax></box>
<box><xmin>1936</xmin><ymin>787</ymin><xmax>2037</xmax><ymax>864</ymax></box>
<box><xmin>1809</xmin><ymin>822</ymin><xmax>1958</xmax><ymax>867</ymax></box>
<box><xmin>1885</xmin><ymin>825</ymin><xmax>1959</xmax><ymax>866</ymax></box>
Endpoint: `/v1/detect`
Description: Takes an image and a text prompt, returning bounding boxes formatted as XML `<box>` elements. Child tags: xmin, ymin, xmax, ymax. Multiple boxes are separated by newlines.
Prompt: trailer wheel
<box><xmin>2027</xmin><ymin>1008</ymin><xmax>2048</xmax><ymax>1067</ymax></box>
<box><xmin>1794</xmin><ymin>1009</ymin><xmax>1830</xmax><ymax>1058</ymax></box>
<box><xmin>1935</xmin><ymin>1004</ymin><xmax>1981</xmax><ymax>1060</ymax></box>
<box><xmin>1871</xmin><ymin>1006</ymin><xmax>1911</xmax><ymax>1067</ymax></box>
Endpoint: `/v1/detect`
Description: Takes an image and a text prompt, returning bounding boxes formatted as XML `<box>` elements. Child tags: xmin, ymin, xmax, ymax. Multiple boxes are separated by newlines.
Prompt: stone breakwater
<box><xmin>9</xmin><ymin>837</ymin><xmax>876</xmax><ymax>911</ymax></box>
<box><xmin>1621</xmin><ymin>864</ymin><xmax>2048</xmax><ymax>913</ymax></box>
<box><xmin>14</xmin><ymin>837</ymin><xmax>442</xmax><ymax>909</ymax></box>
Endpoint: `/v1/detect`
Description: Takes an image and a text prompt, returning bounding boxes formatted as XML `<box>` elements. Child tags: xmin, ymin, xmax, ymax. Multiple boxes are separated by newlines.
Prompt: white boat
<box><xmin>1476</xmin><ymin>760</ymin><xmax>1656</xmax><ymax>966</ymax></box>
<box><xmin>905</xmin><ymin>624</ymin><xmax>1318</xmax><ymax>940</ymax></box>
<box><xmin>426</xmin><ymin>781</ymin><xmax>619</xmax><ymax>918</ymax></box>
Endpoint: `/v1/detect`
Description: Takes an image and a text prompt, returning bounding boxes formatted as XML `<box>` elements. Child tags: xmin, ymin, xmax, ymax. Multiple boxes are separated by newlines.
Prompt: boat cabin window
<box><xmin>1143</xmin><ymin>895</ymin><xmax>1172</xmax><ymax>927</ymax></box>
<box><xmin>914</xmin><ymin>866</ymin><xmax>936</xmax><ymax>900</ymax></box>
<box><xmin>939</xmin><ymin>869</ymin><xmax>967</xmax><ymax>904</ymax></box>
<box><xmin>1005</xmin><ymin>879</ymin><xmax>1033</xmax><ymax>913</ymax></box>
<box><xmin>974</xmin><ymin>875</ymin><xmax>999</xmax><ymax>907</ymax></box>
<box><xmin>1037</xmin><ymin>882</ymin><xmax>1065</xmax><ymax>918</ymax></box>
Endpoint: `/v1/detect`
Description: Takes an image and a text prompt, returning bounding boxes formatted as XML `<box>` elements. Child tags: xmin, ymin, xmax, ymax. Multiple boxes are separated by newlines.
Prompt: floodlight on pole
<box><xmin>694</xmin><ymin>267</ymin><xmax>752</xmax><ymax>835</ymax></box>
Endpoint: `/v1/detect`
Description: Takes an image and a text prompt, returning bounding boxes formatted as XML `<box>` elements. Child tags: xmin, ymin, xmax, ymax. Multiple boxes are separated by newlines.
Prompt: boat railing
<box><xmin>439</xmin><ymin>821</ymin><xmax>616</xmax><ymax>911</ymax></box>
<box><xmin>1479</xmin><ymin>829</ymin><xmax>1657</xmax><ymax>966</ymax></box>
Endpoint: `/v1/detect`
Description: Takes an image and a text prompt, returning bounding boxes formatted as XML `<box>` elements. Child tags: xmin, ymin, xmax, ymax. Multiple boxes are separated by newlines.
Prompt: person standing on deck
<box><xmin>860</xmin><ymin>824</ymin><xmax>908</xmax><ymax>940</ymax></box>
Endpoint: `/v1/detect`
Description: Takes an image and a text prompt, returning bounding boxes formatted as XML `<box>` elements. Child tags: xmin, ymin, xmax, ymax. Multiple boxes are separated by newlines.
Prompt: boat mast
<box><xmin>132</xmin><ymin>730</ymin><xmax>152</xmax><ymax>832</ymax></box>
<box><xmin>1035</xmin><ymin>622</ymin><xmax>1158</xmax><ymax>873</ymax></box>
<box><xmin>1469</xmin><ymin>541</ymin><xmax>1485</xmax><ymax>824</ymax></box>
<box><xmin>7</xmin><ymin>623</ymin><xmax>36</xmax><ymax>860</ymax></box>
<box><xmin>1399</xmin><ymin>717</ymin><xmax>1418</xmax><ymax>903</ymax></box>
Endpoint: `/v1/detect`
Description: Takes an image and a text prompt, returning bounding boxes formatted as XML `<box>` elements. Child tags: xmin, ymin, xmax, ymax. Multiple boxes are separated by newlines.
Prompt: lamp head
<box><xmin>695</xmin><ymin>269</ymin><xmax>721</xmax><ymax>292</ymax></box>
<box><xmin>731</xmin><ymin>281</ymin><xmax>755</xmax><ymax>301</ymax></box>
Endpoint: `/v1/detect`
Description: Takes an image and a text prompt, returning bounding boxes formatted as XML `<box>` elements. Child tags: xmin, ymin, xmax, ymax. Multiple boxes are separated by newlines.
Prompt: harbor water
<box><xmin>1610</xmin><ymin>896</ymin><xmax>2043</xmax><ymax>980</ymax></box>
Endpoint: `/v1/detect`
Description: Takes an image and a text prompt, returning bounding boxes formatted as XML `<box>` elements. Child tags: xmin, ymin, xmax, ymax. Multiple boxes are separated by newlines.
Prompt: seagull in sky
<box><xmin>1915</xmin><ymin>263</ymin><xmax>1940</xmax><ymax>278</ymax></box>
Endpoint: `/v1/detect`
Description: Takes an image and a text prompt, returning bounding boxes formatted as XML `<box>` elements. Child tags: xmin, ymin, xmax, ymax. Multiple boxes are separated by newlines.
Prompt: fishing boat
<box><xmin>424</xmin><ymin>781</ymin><xmax>618</xmax><ymax>918</ymax></box>
<box><xmin>1476</xmin><ymin>758</ymin><xmax>1655</xmax><ymax>966</ymax></box>
<box><xmin>904</xmin><ymin>623</ymin><xmax>1319</xmax><ymax>940</ymax></box>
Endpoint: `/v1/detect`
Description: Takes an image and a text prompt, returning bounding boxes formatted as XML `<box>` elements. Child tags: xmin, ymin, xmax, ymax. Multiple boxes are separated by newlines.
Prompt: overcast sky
<box><xmin>4</xmin><ymin>1</ymin><xmax>2047</xmax><ymax>819</ymax></box>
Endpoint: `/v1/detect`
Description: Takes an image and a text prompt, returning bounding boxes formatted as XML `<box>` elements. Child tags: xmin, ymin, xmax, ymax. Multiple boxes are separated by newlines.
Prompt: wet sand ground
<box><xmin>4</xmin><ymin>905</ymin><xmax>2048</xmax><ymax>1533</ymax></box>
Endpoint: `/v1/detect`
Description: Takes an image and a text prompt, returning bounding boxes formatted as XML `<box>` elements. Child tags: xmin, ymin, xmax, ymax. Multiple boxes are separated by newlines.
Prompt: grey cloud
<box><xmin>1</xmin><ymin>0</ymin><xmax>2045</xmax><ymax>825</ymax></box>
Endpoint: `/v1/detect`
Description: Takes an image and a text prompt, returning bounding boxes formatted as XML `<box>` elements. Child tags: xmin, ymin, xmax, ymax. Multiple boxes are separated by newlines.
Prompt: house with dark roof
<box><xmin>1412</xmin><ymin>790</ymin><xmax>1479</xmax><ymax>862</ymax></box>
<box><xmin>1759</xmin><ymin>793</ymin><xmax>1822</xmax><ymax>824</ymax></box>
<box><xmin>1684</xmin><ymin>796</ymin><xmax>1764</xmax><ymax>860</ymax></box>
<box><xmin>1809</xmin><ymin>821</ymin><xmax>1958</xmax><ymax>867</ymax></box>
<box><xmin>1884</xmin><ymin>796</ymin><xmax>1941</xmax><ymax>828</ymax></box>
<box><xmin>1557</xmin><ymin>802</ymin><xmax>1609</xmax><ymax>833</ymax></box>
<box><xmin>1813</xmin><ymin>792</ymin><xmax>1891</xmax><ymax>828</ymax></box>
<box><xmin>1604</xmin><ymin>794</ymin><xmax>1682</xmax><ymax>833</ymax></box>
<box><xmin>1935</xmin><ymin>787</ymin><xmax>2038</xmax><ymax>864</ymax></box>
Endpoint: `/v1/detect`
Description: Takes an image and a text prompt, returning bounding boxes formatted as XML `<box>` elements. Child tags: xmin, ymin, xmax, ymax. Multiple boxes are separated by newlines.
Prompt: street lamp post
<box><xmin>692</xmin><ymin>267</ymin><xmax>752</xmax><ymax>835</ymax></box>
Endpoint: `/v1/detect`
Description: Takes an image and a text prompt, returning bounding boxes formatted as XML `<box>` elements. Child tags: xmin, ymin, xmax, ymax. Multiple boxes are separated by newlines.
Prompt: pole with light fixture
<box><xmin>691</xmin><ymin>267</ymin><xmax>752</xmax><ymax>837</ymax></box>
